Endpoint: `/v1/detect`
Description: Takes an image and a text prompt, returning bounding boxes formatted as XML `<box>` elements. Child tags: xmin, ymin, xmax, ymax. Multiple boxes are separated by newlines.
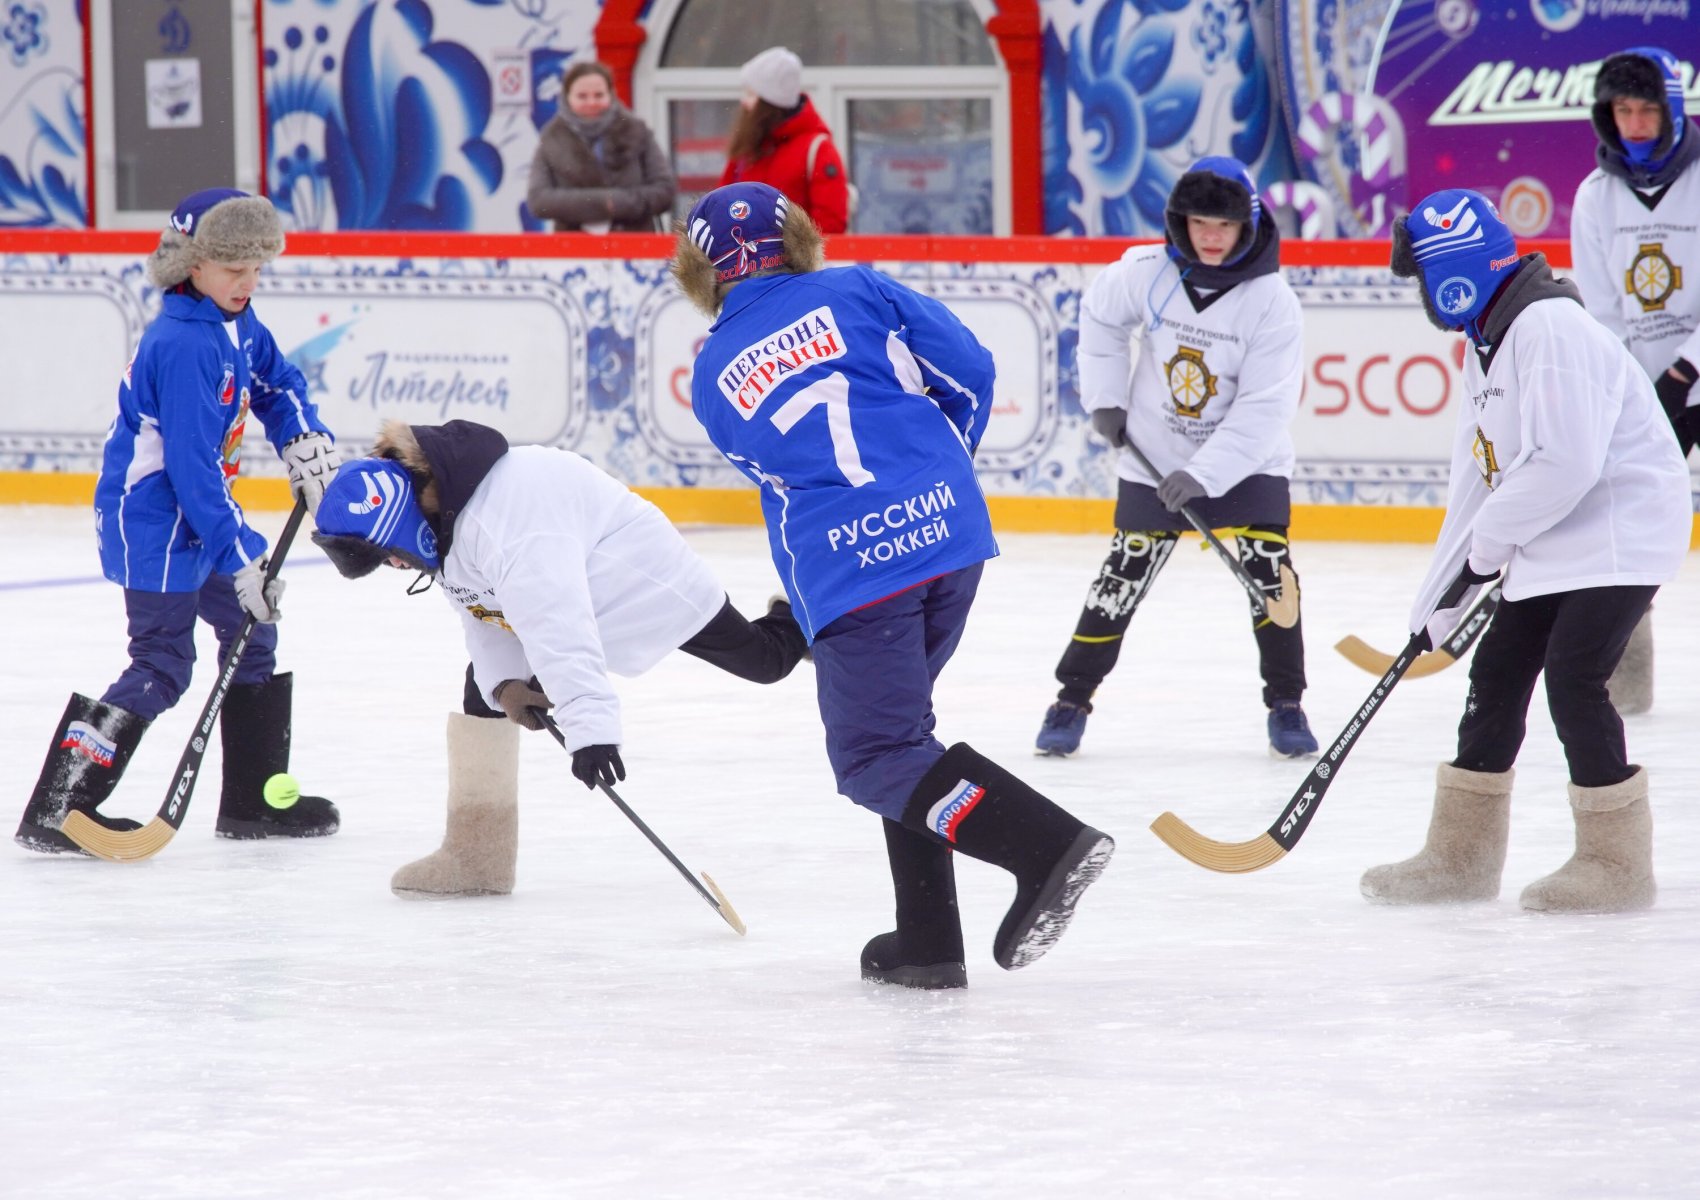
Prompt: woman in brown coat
<box><xmin>527</xmin><ymin>62</ymin><xmax>675</xmax><ymax>233</ymax></box>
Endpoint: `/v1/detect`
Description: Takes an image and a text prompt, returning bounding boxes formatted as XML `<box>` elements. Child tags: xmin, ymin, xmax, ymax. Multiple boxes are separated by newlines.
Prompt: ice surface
<box><xmin>3</xmin><ymin>506</ymin><xmax>1697</xmax><ymax>1199</ymax></box>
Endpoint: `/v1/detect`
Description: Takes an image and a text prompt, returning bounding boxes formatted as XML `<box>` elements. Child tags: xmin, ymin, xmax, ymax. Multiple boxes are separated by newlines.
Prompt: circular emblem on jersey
<box><xmin>1164</xmin><ymin>346</ymin><xmax>1219</xmax><ymax>419</ymax></box>
<box><xmin>1626</xmin><ymin>243</ymin><xmax>1682</xmax><ymax>313</ymax></box>
<box><xmin>1528</xmin><ymin>0</ymin><xmax>1583</xmax><ymax>32</ymax></box>
<box><xmin>417</xmin><ymin>524</ymin><xmax>438</xmax><ymax>560</ymax></box>
<box><xmin>1435</xmin><ymin>276</ymin><xmax>1477</xmax><ymax>316</ymax></box>
<box><xmin>1471</xmin><ymin>426</ymin><xmax>1501</xmax><ymax>489</ymax></box>
<box><xmin>728</xmin><ymin>200</ymin><xmax>751</xmax><ymax>220</ymax></box>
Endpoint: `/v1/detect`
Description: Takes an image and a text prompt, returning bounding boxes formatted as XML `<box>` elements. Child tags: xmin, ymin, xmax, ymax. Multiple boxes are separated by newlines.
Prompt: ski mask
<box><xmin>1390</xmin><ymin>189</ymin><xmax>1522</xmax><ymax>348</ymax></box>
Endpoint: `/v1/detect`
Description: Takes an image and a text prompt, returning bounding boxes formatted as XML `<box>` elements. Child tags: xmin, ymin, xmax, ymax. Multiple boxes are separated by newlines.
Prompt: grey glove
<box><xmin>1156</xmin><ymin>470</ymin><xmax>1206</xmax><ymax>512</ymax></box>
<box><xmin>281</xmin><ymin>432</ymin><xmax>343</xmax><ymax>516</ymax></box>
<box><xmin>1090</xmin><ymin>408</ymin><xmax>1127</xmax><ymax>448</ymax></box>
<box><xmin>232</xmin><ymin>558</ymin><xmax>285</xmax><ymax>623</ymax></box>
<box><xmin>494</xmin><ymin>677</ymin><xmax>552</xmax><ymax>731</ymax></box>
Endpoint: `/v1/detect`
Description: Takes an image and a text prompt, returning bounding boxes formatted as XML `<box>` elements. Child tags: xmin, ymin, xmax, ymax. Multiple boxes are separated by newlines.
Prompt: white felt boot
<box><xmin>1520</xmin><ymin>768</ymin><xmax>1655</xmax><ymax>914</ymax></box>
<box><xmin>1360</xmin><ymin>763</ymin><xmax>1512</xmax><ymax>904</ymax></box>
<box><xmin>391</xmin><ymin>714</ymin><xmax>519</xmax><ymax>898</ymax></box>
<box><xmin>1605</xmin><ymin>610</ymin><xmax>1653</xmax><ymax>716</ymax></box>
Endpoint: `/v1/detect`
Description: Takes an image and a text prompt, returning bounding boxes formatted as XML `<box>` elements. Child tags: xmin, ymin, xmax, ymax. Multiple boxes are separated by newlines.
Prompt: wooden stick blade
<box><xmin>60</xmin><ymin>813</ymin><xmax>177</xmax><ymax>862</ymax></box>
<box><xmin>1263</xmin><ymin>563</ymin><xmax>1301</xmax><ymax>629</ymax></box>
<box><xmin>1334</xmin><ymin>635</ymin><xmax>1455</xmax><ymax>679</ymax></box>
<box><xmin>1149</xmin><ymin>812</ymin><xmax>1287</xmax><ymax>874</ymax></box>
<box><xmin>699</xmin><ymin>872</ymin><xmax>747</xmax><ymax>936</ymax></box>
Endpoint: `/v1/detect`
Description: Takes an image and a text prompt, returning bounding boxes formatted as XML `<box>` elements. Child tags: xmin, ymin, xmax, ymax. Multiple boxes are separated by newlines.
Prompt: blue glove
<box><xmin>572</xmin><ymin>744</ymin><xmax>626</xmax><ymax>790</ymax></box>
<box><xmin>1156</xmin><ymin>470</ymin><xmax>1206</xmax><ymax>512</ymax></box>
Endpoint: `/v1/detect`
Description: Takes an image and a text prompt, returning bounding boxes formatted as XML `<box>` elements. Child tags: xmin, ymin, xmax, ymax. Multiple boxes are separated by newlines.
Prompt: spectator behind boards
<box><xmin>527</xmin><ymin>60</ymin><xmax>675</xmax><ymax>233</ymax></box>
<box><xmin>717</xmin><ymin>46</ymin><xmax>850</xmax><ymax>234</ymax></box>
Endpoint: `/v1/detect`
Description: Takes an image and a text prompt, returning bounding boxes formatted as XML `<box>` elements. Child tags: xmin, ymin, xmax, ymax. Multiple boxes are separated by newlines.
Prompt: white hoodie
<box><xmin>440</xmin><ymin>446</ymin><xmax>726</xmax><ymax>753</ymax></box>
<box><xmin>1410</xmin><ymin>295</ymin><xmax>1691</xmax><ymax>642</ymax></box>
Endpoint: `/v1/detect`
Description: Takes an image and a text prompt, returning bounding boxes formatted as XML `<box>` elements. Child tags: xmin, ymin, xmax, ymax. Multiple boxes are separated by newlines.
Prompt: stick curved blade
<box><xmin>60</xmin><ymin>813</ymin><xmax>176</xmax><ymax>862</ymax></box>
<box><xmin>700</xmin><ymin>872</ymin><xmax>747</xmax><ymax>936</ymax></box>
<box><xmin>1149</xmin><ymin>812</ymin><xmax>1287</xmax><ymax>874</ymax></box>
<box><xmin>1333</xmin><ymin>636</ymin><xmax>1455</xmax><ymax>679</ymax></box>
<box><xmin>1263</xmin><ymin>563</ymin><xmax>1301</xmax><ymax>629</ymax></box>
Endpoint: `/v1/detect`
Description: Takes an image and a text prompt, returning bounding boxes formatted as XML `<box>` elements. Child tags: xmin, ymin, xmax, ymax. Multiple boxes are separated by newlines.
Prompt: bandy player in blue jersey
<box><xmin>673</xmin><ymin>183</ymin><xmax>1114</xmax><ymax>988</ymax></box>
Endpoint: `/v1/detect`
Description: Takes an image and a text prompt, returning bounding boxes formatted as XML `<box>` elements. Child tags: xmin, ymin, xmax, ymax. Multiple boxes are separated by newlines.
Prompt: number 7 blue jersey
<box><xmin>690</xmin><ymin>264</ymin><xmax>1000</xmax><ymax>639</ymax></box>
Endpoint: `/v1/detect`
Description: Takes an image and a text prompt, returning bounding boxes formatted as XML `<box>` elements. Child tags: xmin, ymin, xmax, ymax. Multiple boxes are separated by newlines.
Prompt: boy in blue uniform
<box><xmin>673</xmin><ymin>183</ymin><xmax>1115</xmax><ymax>987</ymax></box>
<box><xmin>16</xmin><ymin>189</ymin><xmax>343</xmax><ymax>854</ymax></box>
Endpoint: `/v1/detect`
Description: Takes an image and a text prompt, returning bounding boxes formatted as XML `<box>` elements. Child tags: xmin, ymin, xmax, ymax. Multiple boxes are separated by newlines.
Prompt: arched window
<box><xmin>636</xmin><ymin>0</ymin><xmax>1008</xmax><ymax>235</ymax></box>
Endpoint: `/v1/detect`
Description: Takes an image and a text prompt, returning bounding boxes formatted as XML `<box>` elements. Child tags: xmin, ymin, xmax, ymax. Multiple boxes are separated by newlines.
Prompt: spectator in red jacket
<box><xmin>718</xmin><ymin>46</ymin><xmax>850</xmax><ymax>234</ymax></box>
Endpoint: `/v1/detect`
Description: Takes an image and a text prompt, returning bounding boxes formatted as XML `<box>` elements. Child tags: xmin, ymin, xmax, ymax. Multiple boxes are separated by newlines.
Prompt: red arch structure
<box><xmin>594</xmin><ymin>0</ymin><xmax>1044</xmax><ymax>235</ymax></box>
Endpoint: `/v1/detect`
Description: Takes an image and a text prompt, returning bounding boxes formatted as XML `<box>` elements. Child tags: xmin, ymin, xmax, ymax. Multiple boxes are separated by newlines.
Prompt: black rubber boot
<box><xmin>900</xmin><ymin>743</ymin><xmax>1114</xmax><ymax>971</ymax></box>
<box><xmin>861</xmin><ymin>819</ymin><xmax>967</xmax><ymax>990</ymax></box>
<box><xmin>15</xmin><ymin>694</ymin><xmax>149</xmax><ymax>855</ymax></box>
<box><xmin>215</xmin><ymin>672</ymin><xmax>340</xmax><ymax>839</ymax></box>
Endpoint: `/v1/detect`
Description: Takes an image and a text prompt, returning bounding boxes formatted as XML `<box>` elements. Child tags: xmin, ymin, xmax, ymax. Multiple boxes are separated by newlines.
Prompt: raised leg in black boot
<box><xmin>901</xmin><ymin>743</ymin><xmax>1114</xmax><ymax>970</ymax></box>
<box><xmin>862</xmin><ymin>819</ymin><xmax>967</xmax><ymax>990</ymax></box>
<box><xmin>216</xmin><ymin>672</ymin><xmax>340</xmax><ymax>839</ymax></box>
<box><xmin>15</xmin><ymin>694</ymin><xmax>150</xmax><ymax>855</ymax></box>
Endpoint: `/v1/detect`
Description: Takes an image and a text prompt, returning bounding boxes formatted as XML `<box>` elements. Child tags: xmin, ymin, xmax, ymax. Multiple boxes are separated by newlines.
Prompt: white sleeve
<box><xmin>458</xmin><ymin>605</ymin><xmax>533</xmax><ymax>709</ymax></box>
<box><xmin>1076</xmin><ymin>257</ymin><xmax>1146</xmax><ymax>414</ymax></box>
<box><xmin>1568</xmin><ymin>182</ymin><xmax>1627</xmax><ymax>345</ymax></box>
<box><xmin>1408</xmin><ymin>407</ymin><xmax>1489</xmax><ymax>637</ymax></box>
<box><xmin>1468</xmin><ymin>334</ymin><xmax>1617</xmax><ymax>574</ymax></box>
<box><xmin>479</xmin><ymin>528</ymin><xmax>623</xmax><ymax>754</ymax></box>
<box><xmin>1183</xmin><ymin>292</ymin><xmax>1304</xmax><ymax>495</ymax></box>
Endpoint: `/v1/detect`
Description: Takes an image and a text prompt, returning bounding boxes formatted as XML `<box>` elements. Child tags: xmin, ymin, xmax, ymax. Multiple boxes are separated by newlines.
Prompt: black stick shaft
<box><xmin>1121</xmin><ymin>436</ymin><xmax>1274</xmax><ymax>619</ymax></box>
<box><xmin>159</xmin><ymin>501</ymin><xmax>306</xmax><ymax>830</ymax></box>
<box><xmin>536</xmin><ymin>714</ymin><xmax>724</xmax><ymax>912</ymax></box>
<box><xmin>1265</xmin><ymin>567</ymin><xmax>1478</xmax><ymax>852</ymax></box>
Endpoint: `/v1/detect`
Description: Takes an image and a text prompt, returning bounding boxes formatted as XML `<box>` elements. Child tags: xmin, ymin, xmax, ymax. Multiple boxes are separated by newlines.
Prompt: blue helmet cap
<box><xmin>684</xmin><ymin>182</ymin><xmax>791</xmax><ymax>283</ymax></box>
<box><xmin>1391</xmin><ymin>189</ymin><xmax>1521</xmax><ymax>344</ymax></box>
<box><xmin>310</xmin><ymin>458</ymin><xmax>442</xmax><ymax>578</ymax></box>
<box><xmin>169</xmin><ymin>188</ymin><xmax>252</xmax><ymax>238</ymax></box>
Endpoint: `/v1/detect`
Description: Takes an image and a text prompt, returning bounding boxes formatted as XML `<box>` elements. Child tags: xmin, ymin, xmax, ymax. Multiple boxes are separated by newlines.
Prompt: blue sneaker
<box><xmin>1035</xmin><ymin>701</ymin><xmax>1090</xmax><ymax>756</ymax></box>
<box><xmin>1268</xmin><ymin>700</ymin><xmax>1319</xmax><ymax>759</ymax></box>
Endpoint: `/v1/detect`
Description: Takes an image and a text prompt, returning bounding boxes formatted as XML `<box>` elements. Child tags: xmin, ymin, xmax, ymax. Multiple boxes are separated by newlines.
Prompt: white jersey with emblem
<box><xmin>1077</xmin><ymin>244</ymin><xmax>1303</xmax><ymax>493</ymax></box>
<box><xmin>1569</xmin><ymin>164</ymin><xmax>1700</xmax><ymax>377</ymax></box>
<box><xmin>441</xmin><ymin>445</ymin><xmax>726</xmax><ymax>752</ymax></box>
<box><xmin>1410</xmin><ymin>297</ymin><xmax>1690</xmax><ymax>635</ymax></box>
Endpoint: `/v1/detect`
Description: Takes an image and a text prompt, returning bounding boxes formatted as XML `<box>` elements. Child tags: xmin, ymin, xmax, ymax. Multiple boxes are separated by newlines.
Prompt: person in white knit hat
<box><xmin>717</xmin><ymin>46</ymin><xmax>850</xmax><ymax>233</ymax></box>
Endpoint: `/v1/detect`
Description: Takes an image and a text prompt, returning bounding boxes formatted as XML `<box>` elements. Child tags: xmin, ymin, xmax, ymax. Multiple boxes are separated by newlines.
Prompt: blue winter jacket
<box><xmin>94</xmin><ymin>289</ymin><xmax>331</xmax><ymax>591</ymax></box>
<box><xmin>690</xmin><ymin>265</ymin><xmax>999</xmax><ymax>639</ymax></box>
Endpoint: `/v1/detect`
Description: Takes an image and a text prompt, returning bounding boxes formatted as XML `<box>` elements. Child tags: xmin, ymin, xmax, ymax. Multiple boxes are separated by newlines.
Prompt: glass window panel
<box><xmin>661</xmin><ymin>0</ymin><xmax>993</xmax><ymax>68</ymax></box>
<box><xmin>668</xmin><ymin>97</ymin><xmax>741</xmax><ymax>222</ymax></box>
<box><xmin>847</xmin><ymin>96</ymin><xmax>992</xmax><ymax>235</ymax></box>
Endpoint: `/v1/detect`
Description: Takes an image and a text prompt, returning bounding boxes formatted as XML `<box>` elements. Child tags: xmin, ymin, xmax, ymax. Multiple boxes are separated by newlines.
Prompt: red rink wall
<box><xmin>2</xmin><ymin>231</ymin><xmax>1690</xmax><ymax>544</ymax></box>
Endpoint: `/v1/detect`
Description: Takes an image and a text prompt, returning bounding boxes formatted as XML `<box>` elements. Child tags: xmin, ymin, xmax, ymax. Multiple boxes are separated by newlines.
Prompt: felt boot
<box><xmin>14</xmin><ymin>694</ymin><xmax>149</xmax><ymax>855</ymax></box>
<box><xmin>1520</xmin><ymin>768</ymin><xmax>1655</xmax><ymax>913</ymax></box>
<box><xmin>900</xmin><ymin>743</ymin><xmax>1113</xmax><ymax>970</ymax></box>
<box><xmin>1605</xmin><ymin>611</ymin><xmax>1653</xmax><ymax>716</ymax></box>
<box><xmin>392</xmin><ymin>713</ymin><xmax>519</xmax><ymax>898</ymax></box>
<box><xmin>1360</xmin><ymin>763</ymin><xmax>1512</xmax><ymax>904</ymax></box>
<box><xmin>861</xmin><ymin>819</ymin><xmax>967</xmax><ymax>989</ymax></box>
<box><xmin>215</xmin><ymin>672</ymin><xmax>339</xmax><ymax>838</ymax></box>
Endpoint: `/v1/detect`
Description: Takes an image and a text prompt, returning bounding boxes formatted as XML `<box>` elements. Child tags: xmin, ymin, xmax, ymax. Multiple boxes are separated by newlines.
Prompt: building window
<box><xmin>640</xmin><ymin>0</ymin><xmax>1007</xmax><ymax>234</ymax></box>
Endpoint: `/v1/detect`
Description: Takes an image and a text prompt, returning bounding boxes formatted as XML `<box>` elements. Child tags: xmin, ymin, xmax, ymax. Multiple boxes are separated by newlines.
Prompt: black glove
<box><xmin>1156</xmin><ymin>469</ymin><xmax>1206</xmax><ymax>512</ymax></box>
<box><xmin>571</xmin><ymin>744</ymin><xmax>626</xmax><ymax>790</ymax></box>
<box><xmin>1460</xmin><ymin>561</ymin><xmax>1499</xmax><ymax>585</ymax></box>
<box><xmin>493</xmin><ymin>677</ymin><xmax>551</xmax><ymax>731</ymax></box>
<box><xmin>1653</xmin><ymin>360</ymin><xmax>1695</xmax><ymax>427</ymax></box>
<box><xmin>1090</xmin><ymin>408</ymin><xmax>1127</xmax><ymax>448</ymax></box>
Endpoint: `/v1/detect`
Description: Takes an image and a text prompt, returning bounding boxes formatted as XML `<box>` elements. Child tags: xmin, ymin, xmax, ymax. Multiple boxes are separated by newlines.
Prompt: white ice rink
<box><xmin>3</xmin><ymin>505</ymin><xmax>1697</xmax><ymax>1199</ymax></box>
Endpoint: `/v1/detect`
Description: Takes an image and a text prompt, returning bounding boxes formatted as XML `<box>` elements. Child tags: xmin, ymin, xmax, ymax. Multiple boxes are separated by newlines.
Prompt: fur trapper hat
<box><xmin>671</xmin><ymin>183</ymin><xmax>824</xmax><ymax>317</ymax></box>
<box><xmin>1165</xmin><ymin>156</ymin><xmax>1260</xmax><ymax>266</ymax></box>
<box><xmin>372</xmin><ymin>419</ymin><xmax>441</xmax><ymax>518</ymax></box>
<box><xmin>1591</xmin><ymin>47</ymin><xmax>1685</xmax><ymax>164</ymax></box>
<box><xmin>146</xmin><ymin>188</ymin><xmax>285</xmax><ymax>289</ymax></box>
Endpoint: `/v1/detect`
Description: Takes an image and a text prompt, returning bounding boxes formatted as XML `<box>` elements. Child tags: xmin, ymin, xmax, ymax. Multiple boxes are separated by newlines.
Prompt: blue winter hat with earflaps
<box><xmin>1390</xmin><ymin>189</ymin><xmax>1522</xmax><ymax>347</ymax></box>
<box><xmin>311</xmin><ymin>458</ymin><xmax>442</xmax><ymax>578</ymax></box>
<box><xmin>146</xmin><ymin>188</ymin><xmax>285</xmax><ymax>290</ymax></box>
